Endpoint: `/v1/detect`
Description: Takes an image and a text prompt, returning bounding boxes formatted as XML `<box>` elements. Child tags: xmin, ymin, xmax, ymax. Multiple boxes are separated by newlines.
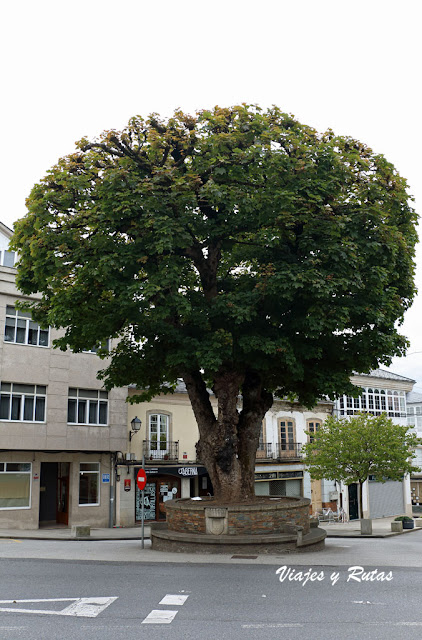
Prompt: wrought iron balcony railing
<box><xmin>143</xmin><ymin>440</ymin><xmax>179</xmax><ymax>461</ymax></box>
<box><xmin>256</xmin><ymin>443</ymin><xmax>276</xmax><ymax>460</ymax></box>
<box><xmin>256</xmin><ymin>442</ymin><xmax>302</xmax><ymax>460</ymax></box>
<box><xmin>275</xmin><ymin>442</ymin><xmax>302</xmax><ymax>460</ymax></box>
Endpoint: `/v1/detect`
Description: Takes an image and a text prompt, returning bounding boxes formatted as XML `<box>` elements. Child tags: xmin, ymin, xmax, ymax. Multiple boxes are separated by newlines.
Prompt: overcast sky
<box><xmin>2</xmin><ymin>0</ymin><xmax>421</xmax><ymax>387</ymax></box>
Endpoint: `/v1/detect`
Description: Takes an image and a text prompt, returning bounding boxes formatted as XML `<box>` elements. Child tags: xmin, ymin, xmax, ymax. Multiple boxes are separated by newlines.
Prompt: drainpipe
<box><xmin>109</xmin><ymin>453</ymin><xmax>115</xmax><ymax>528</ymax></box>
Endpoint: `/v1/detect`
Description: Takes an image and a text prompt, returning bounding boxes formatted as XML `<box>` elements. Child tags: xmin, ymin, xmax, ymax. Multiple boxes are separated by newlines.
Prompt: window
<box><xmin>79</xmin><ymin>462</ymin><xmax>100</xmax><ymax>505</ymax></box>
<box><xmin>1</xmin><ymin>250</ymin><xmax>15</xmax><ymax>268</ymax></box>
<box><xmin>82</xmin><ymin>340</ymin><xmax>110</xmax><ymax>354</ymax></box>
<box><xmin>68</xmin><ymin>389</ymin><xmax>108</xmax><ymax>425</ymax></box>
<box><xmin>338</xmin><ymin>388</ymin><xmax>406</xmax><ymax>418</ymax></box>
<box><xmin>0</xmin><ymin>462</ymin><xmax>31</xmax><ymax>509</ymax></box>
<box><xmin>258</xmin><ymin>421</ymin><xmax>266</xmax><ymax>451</ymax></box>
<box><xmin>4</xmin><ymin>305</ymin><xmax>49</xmax><ymax>347</ymax></box>
<box><xmin>149</xmin><ymin>413</ymin><xmax>169</xmax><ymax>454</ymax></box>
<box><xmin>307</xmin><ymin>420</ymin><xmax>321</xmax><ymax>443</ymax></box>
<box><xmin>0</xmin><ymin>383</ymin><xmax>46</xmax><ymax>422</ymax></box>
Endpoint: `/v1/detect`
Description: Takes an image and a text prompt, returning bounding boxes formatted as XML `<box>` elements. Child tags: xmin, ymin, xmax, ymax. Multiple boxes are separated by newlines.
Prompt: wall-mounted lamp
<box><xmin>129</xmin><ymin>416</ymin><xmax>142</xmax><ymax>442</ymax></box>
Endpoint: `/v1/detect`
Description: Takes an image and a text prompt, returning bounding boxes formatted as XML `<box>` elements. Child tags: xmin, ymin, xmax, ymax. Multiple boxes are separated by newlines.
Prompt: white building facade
<box><xmin>333</xmin><ymin>369</ymin><xmax>414</xmax><ymax>520</ymax></box>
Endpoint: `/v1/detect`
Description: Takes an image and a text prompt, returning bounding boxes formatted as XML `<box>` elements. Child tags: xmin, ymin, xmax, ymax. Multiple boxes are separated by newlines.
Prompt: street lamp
<box><xmin>129</xmin><ymin>416</ymin><xmax>142</xmax><ymax>442</ymax></box>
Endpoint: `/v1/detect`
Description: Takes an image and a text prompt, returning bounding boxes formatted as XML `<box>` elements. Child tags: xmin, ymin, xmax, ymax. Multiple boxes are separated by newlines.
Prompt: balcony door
<box><xmin>279</xmin><ymin>419</ymin><xmax>296</xmax><ymax>453</ymax></box>
<box><xmin>149</xmin><ymin>413</ymin><xmax>169</xmax><ymax>459</ymax></box>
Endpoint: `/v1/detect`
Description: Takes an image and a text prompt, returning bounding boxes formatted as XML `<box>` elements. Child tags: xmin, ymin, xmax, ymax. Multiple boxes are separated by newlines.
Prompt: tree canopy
<box><xmin>302</xmin><ymin>413</ymin><xmax>421</xmax><ymax>485</ymax></box>
<box><xmin>302</xmin><ymin>413</ymin><xmax>421</xmax><ymax>520</ymax></box>
<box><xmin>11</xmin><ymin>105</ymin><xmax>418</xmax><ymax>501</ymax></box>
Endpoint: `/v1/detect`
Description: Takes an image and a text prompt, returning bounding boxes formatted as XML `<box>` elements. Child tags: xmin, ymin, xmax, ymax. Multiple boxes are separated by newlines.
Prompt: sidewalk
<box><xmin>0</xmin><ymin>517</ymin><xmax>421</xmax><ymax>540</ymax></box>
<box><xmin>0</xmin><ymin>525</ymin><xmax>152</xmax><ymax>541</ymax></box>
<box><xmin>318</xmin><ymin>516</ymin><xmax>422</xmax><ymax>538</ymax></box>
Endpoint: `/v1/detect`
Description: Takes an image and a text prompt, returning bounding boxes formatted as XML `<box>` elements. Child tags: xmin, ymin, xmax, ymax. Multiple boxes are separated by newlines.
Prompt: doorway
<box><xmin>39</xmin><ymin>462</ymin><xmax>70</xmax><ymax>525</ymax></box>
<box><xmin>135</xmin><ymin>476</ymin><xmax>181</xmax><ymax>521</ymax></box>
<box><xmin>348</xmin><ymin>484</ymin><xmax>359</xmax><ymax>520</ymax></box>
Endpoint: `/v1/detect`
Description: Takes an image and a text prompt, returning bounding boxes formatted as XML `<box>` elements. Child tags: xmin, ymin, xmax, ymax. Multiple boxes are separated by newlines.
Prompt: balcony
<box><xmin>276</xmin><ymin>442</ymin><xmax>302</xmax><ymax>460</ymax></box>
<box><xmin>255</xmin><ymin>443</ymin><xmax>302</xmax><ymax>461</ymax></box>
<box><xmin>256</xmin><ymin>443</ymin><xmax>276</xmax><ymax>460</ymax></box>
<box><xmin>143</xmin><ymin>440</ymin><xmax>179</xmax><ymax>462</ymax></box>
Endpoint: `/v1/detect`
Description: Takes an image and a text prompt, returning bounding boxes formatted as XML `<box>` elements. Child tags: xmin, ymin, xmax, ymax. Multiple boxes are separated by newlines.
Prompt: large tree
<box><xmin>302</xmin><ymin>413</ymin><xmax>421</xmax><ymax>522</ymax></box>
<box><xmin>12</xmin><ymin>105</ymin><xmax>417</xmax><ymax>502</ymax></box>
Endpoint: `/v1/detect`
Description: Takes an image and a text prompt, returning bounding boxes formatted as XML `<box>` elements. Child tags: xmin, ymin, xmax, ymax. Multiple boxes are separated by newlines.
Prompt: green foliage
<box><xmin>394</xmin><ymin>515</ymin><xmax>413</xmax><ymax>521</ymax></box>
<box><xmin>11</xmin><ymin>105</ymin><xmax>418</xmax><ymax>405</ymax></box>
<box><xmin>302</xmin><ymin>413</ymin><xmax>421</xmax><ymax>484</ymax></box>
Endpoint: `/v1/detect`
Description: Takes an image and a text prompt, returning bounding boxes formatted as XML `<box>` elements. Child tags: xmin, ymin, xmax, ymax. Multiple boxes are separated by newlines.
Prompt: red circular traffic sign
<box><xmin>136</xmin><ymin>468</ymin><xmax>147</xmax><ymax>491</ymax></box>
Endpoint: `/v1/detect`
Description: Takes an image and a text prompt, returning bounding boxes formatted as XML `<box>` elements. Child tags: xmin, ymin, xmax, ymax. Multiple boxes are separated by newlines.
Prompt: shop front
<box><xmin>254</xmin><ymin>470</ymin><xmax>303</xmax><ymax>497</ymax></box>
<box><xmin>135</xmin><ymin>465</ymin><xmax>210</xmax><ymax>522</ymax></box>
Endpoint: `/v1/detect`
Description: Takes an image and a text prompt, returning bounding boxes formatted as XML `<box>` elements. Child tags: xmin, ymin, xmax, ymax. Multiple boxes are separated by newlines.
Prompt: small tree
<box><xmin>11</xmin><ymin>105</ymin><xmax>418</xmax><ymax>503</ymax></box>
<box><xmin>302</xmin><ymin>413</ymin><xmax>421</xmax><ymax>525</ymax></box>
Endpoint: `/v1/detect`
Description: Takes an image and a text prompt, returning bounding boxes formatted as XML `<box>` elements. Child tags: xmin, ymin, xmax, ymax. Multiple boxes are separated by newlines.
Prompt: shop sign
<box><xmin>277</xmin><ymin>471</ymin><xmax>303</xmax><ymax>479</ymax></box>
<box><xmin>255</xmin><ymin>472</ymin><xmax>277</xmax><ymax>480</ymax></box>
<box><xmin>140</xmin><ymin>466</ymin><xmax>207</xmax><ymax>478</ymax></box>
<box><xmin>178</xmin><ymin>467</ymin><xmax>198</xmax><ymax>476</ymax></box>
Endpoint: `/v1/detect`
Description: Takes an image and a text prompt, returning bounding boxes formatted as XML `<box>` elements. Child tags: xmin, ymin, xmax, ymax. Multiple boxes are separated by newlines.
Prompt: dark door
<box><xmin>39</xmin><ymin>463</ymin><xmax>58</xmax><ymax>523</ymax></box>
<box><xmin>57</xmin><ymin>463</ymin><xmax>70</xmax><ymax>525</ymax></box>
<box><xmin>348</xmin><ymin>484</ymin><xmax>359</xmax><ymax>520</ymax></box>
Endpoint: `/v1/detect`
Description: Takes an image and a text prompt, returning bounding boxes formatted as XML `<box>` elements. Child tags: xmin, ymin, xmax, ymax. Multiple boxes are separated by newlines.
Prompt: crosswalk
<box><xmin>142</xmin><ymin>593</ymin><xmax>189</xmax><ymax>624</ymax></box>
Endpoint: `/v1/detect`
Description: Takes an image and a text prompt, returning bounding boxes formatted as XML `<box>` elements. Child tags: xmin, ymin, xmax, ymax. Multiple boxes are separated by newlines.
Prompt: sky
<box><xmin>1</xmin><ymin>0</ymin><xmax>421</xmax><ymax>387</ymax></box>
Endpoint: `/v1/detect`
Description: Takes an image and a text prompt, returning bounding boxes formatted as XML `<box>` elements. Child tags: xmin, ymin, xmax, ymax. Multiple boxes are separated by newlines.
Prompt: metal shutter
<box><xmin>368</xmin><ymin>480</ymin><xmax>404</xmax><ymax>518</ymax></box>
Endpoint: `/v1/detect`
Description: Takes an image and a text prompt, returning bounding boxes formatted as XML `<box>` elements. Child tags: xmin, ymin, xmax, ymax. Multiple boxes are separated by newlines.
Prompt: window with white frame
<box><xmin>79</xmin><ymin>462</ymin><xmax>100</xmax><ymax>505</ymax></box>
<box><xmin>68</xmin><ymin>389</ymin><xmax>108</xmax><ymax>425</ymax></box>
<box><xmin>82</xmin><ymin>340</ymin><xmax>110</xmax><ymax>354</ymax></box>
<box><xmin>149</xmin><ymin>413</ymin><xmax>169</xmax><ymax>453</ymax></box>
<box><xmin>4</xmin><ymin>305</ymin><xmax>49</xmax><ymax>347</ymax></box>
<box><xmin>1</xmin><ymin>250</ymin><xmax>16</xmax><ymax>268</ymax></box>
<box><xmin>0</xmin><ymin>383</ymin><xmax>46</xmax><ymax>422</ymax></box>
<box><xmin>0</xmin><ymin>462</ymin><xmax>31</xmax><ymax>509</ymax></box>
<box><xmin>407</xmin><ymin>406</ymin><xmax>422</xmax><ymax>430</ymax></box>
<box><xmin>338</xmin><ymin>387</ymin><xmax>406</xmax><ymax>418</ymax></box>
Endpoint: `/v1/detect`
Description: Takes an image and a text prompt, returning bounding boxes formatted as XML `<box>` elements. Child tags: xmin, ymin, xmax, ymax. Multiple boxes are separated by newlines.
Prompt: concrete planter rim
<box><xmin>165</xmin><ymin>496</ymin><xmax>310</xmax><ymax>513</ymax></box>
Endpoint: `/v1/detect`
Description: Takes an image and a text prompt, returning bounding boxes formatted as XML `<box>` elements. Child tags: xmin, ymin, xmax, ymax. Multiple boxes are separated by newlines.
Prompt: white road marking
<box><xmin>142</xmin><ymin>609</ymin><xmax>178</xmax><ymax>624</ymax></box>
<box><xmin>352</xmin><ymin>600</ymin><xmax>385</xmax><ymax>605</ymax></box>
<box><xmin>142</xmin><ymin>591</ymin><xmax>189</xmax><ymax>624</ymax></box>
<box><xmin>242</xmin><ymin>624</ymin><xmax>304</xmax><ymax>628</ymax></box>
<box><xmin>159</xmin><ymin>594</ymin><xmax>189</xmax><ymax>606</ymax></box>
<box><xmin>0</xmin><ymin>597</ymin><xmax>117</xmax><ymax>618</ymax></box>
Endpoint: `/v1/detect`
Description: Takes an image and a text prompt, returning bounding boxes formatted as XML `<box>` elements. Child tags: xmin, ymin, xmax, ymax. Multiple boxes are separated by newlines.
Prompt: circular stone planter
<box><xmin>150</xmin><ymin>496</ymin><xmax>326</xmax><ymax>554</ymax></box>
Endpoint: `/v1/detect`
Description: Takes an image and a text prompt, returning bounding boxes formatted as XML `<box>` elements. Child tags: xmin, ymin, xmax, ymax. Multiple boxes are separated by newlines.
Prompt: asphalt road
<box><xmin>0</xmin><ymin>555</ymin><xmax>421</xmax><ymax>640</ymax></box>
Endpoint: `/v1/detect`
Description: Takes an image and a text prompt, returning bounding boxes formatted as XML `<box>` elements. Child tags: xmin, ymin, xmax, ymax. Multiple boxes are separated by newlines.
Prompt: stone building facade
<box><xmin>0</xmin><ymin>223</ymin><xmax>128</xmax><ymax>529</ymax></box>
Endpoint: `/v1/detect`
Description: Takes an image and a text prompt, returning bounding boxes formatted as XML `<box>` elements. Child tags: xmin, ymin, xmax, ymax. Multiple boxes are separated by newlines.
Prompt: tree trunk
<box><xmin>358</xmin><ymin>481</ymin><xmax>363</xmax><ymax>520</ymax></box>
<box><xmin>183</xmin><ymin>369</ymin><xmax>273</xmax><ymax>502</ymax></box>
